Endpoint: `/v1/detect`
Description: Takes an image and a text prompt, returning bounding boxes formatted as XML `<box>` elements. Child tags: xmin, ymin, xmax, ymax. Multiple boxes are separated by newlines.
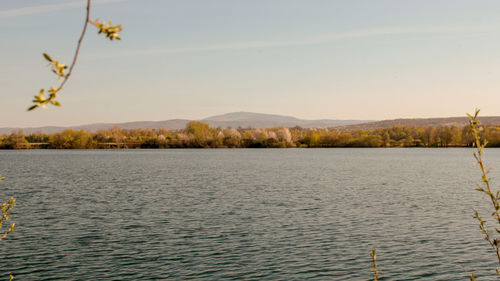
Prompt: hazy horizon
<box><xmin>2</xmin><ymin>110</ymin><xmax>369</xmax><ymax>129</ymax></box>
<box><xmin>3</xmin><ymin>0</ymin><xmax>500</xmax><ymax>127</ymax></box>
<box><xmin>0</xmin><ymin>109</ymin><xmax>493</xmax><ymax>129</ymax></box>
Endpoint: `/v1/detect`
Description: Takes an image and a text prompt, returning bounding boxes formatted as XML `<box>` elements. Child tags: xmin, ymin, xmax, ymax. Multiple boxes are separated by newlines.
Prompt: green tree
<box><xmin>3</xmin><ymin>131</ymin><xmax>29</xmax><ymax>150</ymax></box>
<box><xmin>185</xmin><ymin>121</ymin><xmax>214</xmax><ymax>147</ymax></box>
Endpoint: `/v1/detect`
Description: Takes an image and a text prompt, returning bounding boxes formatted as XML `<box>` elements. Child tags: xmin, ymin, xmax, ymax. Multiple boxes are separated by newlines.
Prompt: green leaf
<box><xmin>43</xmin><ymin>53</ymin><xmax>52</xmax><ymax>62</ymax></box>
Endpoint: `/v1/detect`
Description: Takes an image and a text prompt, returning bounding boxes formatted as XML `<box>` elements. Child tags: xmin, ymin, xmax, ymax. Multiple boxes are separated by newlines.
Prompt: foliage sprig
<box><xmin>0</xmin><ymin>197</ymin><xmax>16</xmax><ymax>241</ymax></box>
<box><xmin>1</xmin><ymin>175</ymin><xmax>16</xmax><ymax>279</ymax></box>
<box><xmin>90</xmin><ymin>19</ymin><xmax>123</xmax><ymax>40</ymax></box>
<box><xmin>43</xmin><ymin>53</ymin><xmax>68</xmax><ymax>81</ymax></box>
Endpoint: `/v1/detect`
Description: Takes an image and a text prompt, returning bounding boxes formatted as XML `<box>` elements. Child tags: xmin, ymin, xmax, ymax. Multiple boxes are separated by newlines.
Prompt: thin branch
<box><xmin>57</xmin><ymin>0</ymin><xmax>91</xmax><ymax>93</ymax></box>
<box><xmin>0</xmin><ymin>224</ymin><xmax>16</xmax><ymax>241</ymax></box>
<box><xmin>469</xmin><ymin>109</ymin><xmax>500</xmax><ymax>273</ymax></box>
<box><xmin>28</xmin><ymin>0</ymin><xmax>93</xmax><ymax>111</ymax></box>
<box><xmin>29</xmin><ymin>0</ymin><xmax>122</xmax><ymax>111</ymax></box>
<box><xmin>371</xmin><ymin>248</ymin><xmax>380</xmax><ymax>281</ymax></box>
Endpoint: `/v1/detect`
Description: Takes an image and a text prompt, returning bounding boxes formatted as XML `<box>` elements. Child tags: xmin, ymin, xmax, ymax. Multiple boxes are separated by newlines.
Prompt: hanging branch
<box><xmin>29</xmin><ymin>0</ymin><xmax>122</xmax><ymax>111</ymax></box>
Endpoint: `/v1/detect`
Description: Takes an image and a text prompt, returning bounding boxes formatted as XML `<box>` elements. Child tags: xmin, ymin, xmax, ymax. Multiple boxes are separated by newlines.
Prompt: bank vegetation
<box><xmin>4</xmin><ymin>121</ymin><xmax>500</xmax><ymax>149</ymax></box>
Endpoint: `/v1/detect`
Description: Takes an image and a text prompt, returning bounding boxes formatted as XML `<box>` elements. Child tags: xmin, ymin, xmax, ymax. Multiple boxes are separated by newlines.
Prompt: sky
<box><xmin>2</xmin><ymin>0</ymin><xmax>500</xmax><ymax>127</ymax></box>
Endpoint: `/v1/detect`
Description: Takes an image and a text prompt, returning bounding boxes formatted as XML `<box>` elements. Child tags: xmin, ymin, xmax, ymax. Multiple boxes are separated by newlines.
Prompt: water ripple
<box><xmin>0</xmin><ymin>149</ymin><xmax>499</xmax><ymax>280</ymax></box>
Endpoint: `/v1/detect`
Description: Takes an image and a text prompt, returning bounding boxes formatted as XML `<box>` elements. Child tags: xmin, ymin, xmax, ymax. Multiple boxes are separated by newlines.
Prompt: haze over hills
<box><xmin>202</xmin><ymin>112</ymin><xmax>368</xmax><ymax>129</ymax></box>
<box><xmin>338</xmin><ymin>116</ymin><xmax>500</xmax><ymax>130</ymax></box>
<box><xmin>0</xmin><ymin>112</ymin><xmax>370</xmax><ymax>134</ymax></box>
<box><xmin>3</xmin><ymin>112</ymin><xmax>500</xmax><ymax>135</ymax></box>
<box><xmin>0</xmin><ymin>119</ymin><xmax>191</xmax><ymax>135</ymax></box>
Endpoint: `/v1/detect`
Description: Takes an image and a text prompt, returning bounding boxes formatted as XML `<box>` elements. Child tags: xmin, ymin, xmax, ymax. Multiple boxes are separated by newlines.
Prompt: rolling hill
<box><xmin>337</xmin><ymin>116</ymin><xmax>500</xmax><ymax>130</ymax></box>
<box><xmin>201</xmin><ymin>112</ymin><xmax>369</xmax><ymax>129</ymax></box>
<box><xmin>0</xmin><ymin>112</ymin><xmax>370</xmax><ymax>134</ymax></box>
<box><xmin>5</xmin><ymin>113</ymin><xmax>500</xmax><ymax>135</ymax></box>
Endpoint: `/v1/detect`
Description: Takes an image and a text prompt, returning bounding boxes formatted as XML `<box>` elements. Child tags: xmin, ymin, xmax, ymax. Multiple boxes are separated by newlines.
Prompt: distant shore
<box><xmin>2</xmin><ymin>121</ymin><xmax>499</xmax><ymax>149</ymax></box>
<box><xmin>0</xmin><ymin>146</ymin><xmax>483</xmax><ymax>150</ymax></box>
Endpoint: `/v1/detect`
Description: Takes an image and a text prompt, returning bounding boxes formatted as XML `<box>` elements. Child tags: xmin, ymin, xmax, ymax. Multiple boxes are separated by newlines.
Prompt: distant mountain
<box><xmin>0</xmin><ymin>112</ymin><xmax>370</xmax><ymax>134</ymax></box>
<box><xmin>202</xmin><ymin>112</ymin><xmax>370</xmax><ymax>129</ymax></box>
<box><xmin>337</xmin><ymin>116</ymin><xmax>500</xmax><ymax>130</ymax></box>
<box><xmin>7</xmin><ymin>113</ymin><xmax>500</xmax><ymax>135</ymax></box>
<box><xmin>0</xmin><ymin>119</ymin><xmax>191</xmax><ymax>135</ymax></box>
<box><xmin>75</xmin><ymin>119</ymin><xmax>191</xmax><ymax>132</ymax></box>
<box><xmin>6</xmin><ymin>113</ymin><xmax>500</xmax><ymax>135</ymax></box>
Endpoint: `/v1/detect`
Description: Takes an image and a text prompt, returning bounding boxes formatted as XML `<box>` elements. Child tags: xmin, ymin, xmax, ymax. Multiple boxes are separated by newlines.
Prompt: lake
<box><xmin>0</xmin><ymin>149</ymin><xmax>498</xmax><ymax>280</ymax></box>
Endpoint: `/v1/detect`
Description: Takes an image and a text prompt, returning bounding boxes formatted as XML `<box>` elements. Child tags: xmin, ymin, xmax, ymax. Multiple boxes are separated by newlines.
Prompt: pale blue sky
<box><xmin>2</xmin><ymin>0</ymin><xmax>500</xmax><ymax>127</ymax></box>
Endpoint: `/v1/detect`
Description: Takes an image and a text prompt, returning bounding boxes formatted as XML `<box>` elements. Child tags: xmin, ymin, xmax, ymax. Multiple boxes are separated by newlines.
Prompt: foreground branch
<box><xmin>468</xmin><ymin>109</ymin><xmax>500</xmax><ymax>277</ymax></box>
<box><xmin>29</xmin><ymin>0</ymin><xmax>122</xmax><ymax>111</ymax></box>
<box><xmin>371</xmin><ymin>248</ymin><xmax>380</xmax><ymax>281</ymax></box>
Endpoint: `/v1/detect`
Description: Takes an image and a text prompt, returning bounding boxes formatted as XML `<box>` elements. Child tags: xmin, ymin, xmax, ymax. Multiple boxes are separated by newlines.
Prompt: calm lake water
<box><xmin>0</xmin><ymin>149</ymin><xmax>499</xmax><ymax>280</ymax></box>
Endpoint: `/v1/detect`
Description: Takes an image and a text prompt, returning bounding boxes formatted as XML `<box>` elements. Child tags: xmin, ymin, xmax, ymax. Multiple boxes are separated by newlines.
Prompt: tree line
<box><xmin>3</xmin><ymin>121</ymin><xmax>500</xmax><ymax>149</ymax></box>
